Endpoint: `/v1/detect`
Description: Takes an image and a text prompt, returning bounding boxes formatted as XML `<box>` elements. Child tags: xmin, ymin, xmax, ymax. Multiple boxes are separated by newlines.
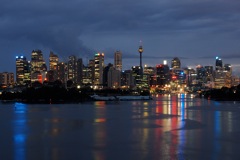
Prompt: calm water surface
<box><xmin>1</xmin><ymin>94</ymin><xmax>240</xmax><ymax>160</ymax></box>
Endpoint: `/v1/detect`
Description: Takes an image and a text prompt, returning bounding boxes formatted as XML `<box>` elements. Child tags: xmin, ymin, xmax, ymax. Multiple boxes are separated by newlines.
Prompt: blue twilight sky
<box><xmin>1</xmin><ymin>0</ymin><xmax>240</xmax><ymax>75</ymax></box>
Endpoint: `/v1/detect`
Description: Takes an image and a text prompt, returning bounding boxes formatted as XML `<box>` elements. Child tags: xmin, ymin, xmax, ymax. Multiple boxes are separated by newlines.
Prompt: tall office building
<box><xmin>31</xmin><ymin>50</ymin><xmax>47</xmax><ymax>82</ymax></box>
<box><xmin>184</xmin><ymin>68</ymin><xmax>196</xmax><ymax>86</ymax></box>
<box><xmin>0</xmin><ymin>72</ymin><xmax>14</xmax><ymax>86</ymax></box>
<box><xmin>49</xmin><ymin>51</ymin><xmax>59</xmax><ymax>81</ymax></box>
<box><xmin>77</xmin><ymin>58</ymin><xmax>83</xmax><ymax>85</ymax></box>
<box><xmin>57</xmin><ymin>62</ymin><xmax>66</xmax><ymax>83</ymax></box>
<box><xmin>156</xmin><ymin>64</ymin><xmax>170</xmax><ymax>86</ymax></box>
<box><xmin>31</xmin><ymin>50</ymin><xmax>47</xmax><ymax>73</ymax></box>
<box><xmin>94</xmin><ymin>53</ymin><xmax>104</xmax><ymax>86</ymax></box>
<box><xmin>108</xmin><ymin>66</ymin><xmax>121</xmax><ymax>88</ymax></box>
<box><xmin>88</xmin><ymin>59</ymin><xmax>95</xmax><ymax>83</ymax></box>
<box><xmin>16</xmin><ymin>55</ymin><xmax>28</xmax><ymax>84</ymax></box>
<box><xmin>214</xmin><ymin>71</ymin><xmax>231</xmax><ymax>89</ymax></box>
<box><xmin>215</xmin><ymin>56</ymin><xmax>223</xmax><ymax>70</ymax></box>
<box><xmin>67</xmin><ymin>55</ymin><xmax>77</xmax><ymax>83</ymax></box>
<box><xmin>121</xmin><ymin>70</ymin><xmax>134</xmax><ymax>88</ymax></box>
<box><xmin>205</xmin><ymin>66</ymin><xmax>214</xmax><ymax>76</ymax></box>
<box><xmin>205</xmin><ymin>66</ymin><xmax>214</xmax><ymax>81</ymax></box>
<box><xmin>131</xmin><ymin>66</ymin><xmax>141</xmax><ymax>88</ymax></box>
<box><xmin>196</xmin><ymin>65</ymin><xmax>207</xmax><ymax>83</ymax></box>
<box><xmin>114</xmin><ymin>51</ymin><xmax>122</xmax><ymax>72</ymax></box>
<box><xmin>144</xmin><ymin>66</ymin><xmax>156</xmax><ymax>87</ymax></box>
<box><xmin>82</xmin><ymin>64</ymin><xmax>93</xmax><ymax>86</ymax></box>
<box><xmin>224</xmin><ymin>64</ymin><xmax>232</xmax><ymax>72</ymax></box>
<box><xmin>103</xmin><ymin>63</ymin><xmax>121</xmax><ymax>88</ymax></box>
<box><xmin>49</xmin><ymin>51</ymin><xmax>59</xmax><ymax>71</ymax></box>
<box><xmin>103</xmin><ymin>63</ymin><xmax>113</xmax><ymax>87</ymax></box>
<box><xmin>171</xmin><ymin>57</ymin><xmax>181</xmax><ymax>69</ymax></box>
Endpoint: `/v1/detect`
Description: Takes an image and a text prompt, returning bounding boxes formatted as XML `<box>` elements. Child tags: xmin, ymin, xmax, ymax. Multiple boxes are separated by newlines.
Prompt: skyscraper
<box><xmin>131</xmin><ymin>66</ymin><xmax>141</xmax><ymax>88</ymax></box>
<box><xmin>49</xmin><ymin>51</ymin><xmax>59</xmax><ymax>71</ymax></box>
<box><xmin>215</xmin><ymin>56</ymin><xmax>223</xmax><ymax>70</ymax></box>
<box><xmin>67</xmin><ymin>55</ymin><xmax>77</xmax><ymax>83</ymax></box>
<box><xmin>196</xmin><ymin>65</ymin><xmax>207</xmax><ymax>83</ymax></box>
<box><xmin>31</xmin><ymin>50</ymin><xmax>47</xmax><ymax>74</ymax></box>
<box><xmin>103</xmin><ymin>63</ymin><xmax>113</xmax><ymax>87</ymax></box>
<box><xmin>205</xmin><ymin>66</ymin><xmax>214</xmax><ymax>81</ymax></box>
<box><xmin>16</xmin><ymin>55</ymin><xmax>27</xmax><ymax>84</ymax></box>
<box><xmin>57</xmin><ymin>62</ymin><xmax>66</xmax><ymax>83</ymax></box>
<box><xmin>108</xmin><ymin>66</ymin><xmax>121</xmax><ymax>88</ymax></box>
<box><xmin>49</xmin><ymin>51</ymin><xmax>59</xmax><ymax>81</ymax></box>
<box><xmin>82</xmin><ymin>64</ymin><xmax>93</xmax><ymax>86</ymax></box>
<box><xmin>31</xmin><ymin>50</ymin><xmax>47</xmax><ymax>82</ymax></box>
<box><xmin>77</xmin><ymin>58</ymin><xmax>83</xmax><ymax>85</ymax></box>
<box><xmin>156</xmin><ymin>64</ymin><xmax>170</xmax><ymax>86</ymax></box>
<box><xmin>114</xmin><ymin>51</ymin><xmax>122</xmax><ymax>72</ymax></box>
<box><xmin>0</xmin><ymin>72</ymin><xmax>14</xmax><ymax>86</ymax></box>
<box><xmin>171</xmin><ymin>57</ymin><xmax>181</xmax><ymax>69</ymax></box>
<box><xmin>94</xmin><ymin>53</ymin><xmax>104</xmax><ymax>86</ymax></box>
<box><xmin>224</xmin><ymin>64</ymin><xmax>232</xmax><ymax>72</ymax></box>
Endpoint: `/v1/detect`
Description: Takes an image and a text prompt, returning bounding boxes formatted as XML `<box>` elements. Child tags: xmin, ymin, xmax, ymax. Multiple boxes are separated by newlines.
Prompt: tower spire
<box><xmin>138</xmin><ymin>41</ymin><xmax>143</xmax><ymax>78</ymax></box>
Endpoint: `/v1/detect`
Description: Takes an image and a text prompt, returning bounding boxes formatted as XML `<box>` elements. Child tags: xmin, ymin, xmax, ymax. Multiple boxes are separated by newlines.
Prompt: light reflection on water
<box><xmin>13</xmin><ymin>103</ymin><xmax>27</xmax><ymax>160</ymax></box>
<box><xmin>1</xmin><ymin>94</ymin><xmax>240</xmax><ymax>160</ymax></box>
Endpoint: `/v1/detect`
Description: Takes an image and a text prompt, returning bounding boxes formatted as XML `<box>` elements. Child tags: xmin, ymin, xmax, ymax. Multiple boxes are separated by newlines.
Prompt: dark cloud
<box><xmin>1</xmin><ymin>0</ymin><xmax>240</xmax><ymax>73</ymax></box>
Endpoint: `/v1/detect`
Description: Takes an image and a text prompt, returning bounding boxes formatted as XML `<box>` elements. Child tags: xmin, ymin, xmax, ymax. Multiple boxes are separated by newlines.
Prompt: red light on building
<box><xmin>38</xmin><ymin>75</ymin><xmax>42</xmax><ymax>83</ymax></box>
<box><xmin>156</xmin><ymin>64</ymin><xmax>163</xmax><ymax>68</ymax></box>
<box><xmin>172</xmin><ymin>76</ymin><xmax>177</xmax><ymax>80</ymax></box>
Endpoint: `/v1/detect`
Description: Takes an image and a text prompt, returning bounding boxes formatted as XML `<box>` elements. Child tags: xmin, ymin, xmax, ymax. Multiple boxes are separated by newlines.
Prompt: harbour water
<box><xmin>1</xmin><ymin>94</ymin><xmax>240</xmax><ymax>160</ymax></box>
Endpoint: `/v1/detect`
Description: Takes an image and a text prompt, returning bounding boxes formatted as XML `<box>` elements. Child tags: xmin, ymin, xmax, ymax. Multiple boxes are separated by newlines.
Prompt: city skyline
<box><xmin>10</xmin><ymin>49</ymin><xmax>240</xmax><ymax>76</ymax></box>
<box><xmin>1</xmin><ymin>0</ymin><xmax>240</xmax><ymax>74</ymax></box>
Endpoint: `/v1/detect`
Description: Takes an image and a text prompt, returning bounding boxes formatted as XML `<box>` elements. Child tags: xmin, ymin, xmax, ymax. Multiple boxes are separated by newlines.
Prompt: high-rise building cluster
<box><xmin>14</xmin><ymin>50</ymin><xmax>123</xmax><ymax>89</ymax></box>
<box><xmin>0</xmin><ymin>46</ymin><xmax>236</xmax><ymax>93</ymax></box>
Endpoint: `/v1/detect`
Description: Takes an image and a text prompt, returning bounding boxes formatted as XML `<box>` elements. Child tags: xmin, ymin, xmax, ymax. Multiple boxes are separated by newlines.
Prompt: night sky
<box><xmin>1</xmin><ymin>0</ymin><xmax>240</xmax><ymax>74</ymax></box>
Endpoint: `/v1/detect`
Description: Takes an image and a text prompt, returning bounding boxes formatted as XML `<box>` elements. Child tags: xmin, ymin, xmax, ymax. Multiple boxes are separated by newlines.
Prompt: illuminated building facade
<box><xmin>205</xmin><ymin>66</ymin><xmax>214</xmax><ymax>81</ymax></box>
<box><xmin>184</xmin><ymin>68</ymin><xmax>196</xmax><ymax>87</ymax></box>
<box><xmin>82</xmin><ymin>59</ymin><xmax>94</xmax><ymax>86</ymax></box>
<box><xmin>49</xmin><ymin>51</ymin><xmax>59</xmax><ymax>81</ymax></box>
<box><xmin>67</xmin><ymin>55</ymin><xmax>77</xmax><ymax>82</ymax></box>
<box><xmin>94</xmin><ymin>53</ymin><xmax>105</xmax><ymax>86</ymax></box>
<box><xmin>57</xmin><ymin>62</ymin><xmax>66</xmax><ymax>83</ymax></box>
<box><xmin>0</xmin><ymin>72</ymin><xmax>14</xmax><ymax>86</ymax></box>
<box><xmin>82</xmin><ymin>65</ymin><xmax>93</xmax><ymax>86</ymax></box>
<box><xmin>131</xmin><ymin>66</ymin><xmax>141</xmax><ymax>88</ymax></box>
<box><xmin>121</xmin><ymin>70</ymin><xmax>134</xmax><ymax>88</ymax></box>
<box><xmin>114</xmin><ymin>51</ymin><xmax>122</xmax><ymax>72</ymax></box>
<box><xmin>31</xmin><ymin>50</ymin><xmax>47</xmax><ymax>74</ymax></box>
<box><xmin>196</xmin><ymin>65</ymin><xmax>207</xmax><ymax>83</ymax></box>
<box><xmin>88</xmin><ymin>59</ymin><xmax>95</xmax><ymax>83</ymax></box>
<box><xmin>215</xmin><ymin>56</ymin><xmax>223</xmax><ymax>70</ymax></box>
<box><xmin>16</xmin><ymin>55</ymin><xmax>26</xmax><ymax>84</ymax></box>
<box><xmin>31</xmin><ymin>50</ymin><xmax>47</xmax><ymax>82</ymax></box>
<box><xmin>171</xmin><ymin>57</ymin><xmax>181</xmax><ymax>69</ymax></box>
<box><xmin>214</xmin><ymin>57</ymin><xmax>232</xmax><ymax>88</ymax></box>
<box><xmin>224</xmin><ymin>64</ymin><xmax>232</xmax><ymax>72</ymax></box>
<box><xmin>156</xmin><ymin>64</ymin><xmax>170</xmax><ymax>86</ymax></box>
<box><xmin>214</xmin><ymin>71</ymin><xmax>230</xmax><ymax>89</ymax></box>
<box><xmin>49</xmin><ymin>51</ymin><xmax>59</xmax><ymax>71</ymax></box>
<box><xmin>16</xmin><ymin>55</ymin><xmax>30</xmax><ymax>84</ymax></box>
<box><xmin>144</xmin><ymin>66</ymin><xmax>156</xmax><ymax>87</ymax></box>
<box><xmin>108</xmin><ymin>66</ymin><xmax>121</xmax><ymax>88</ymax></box>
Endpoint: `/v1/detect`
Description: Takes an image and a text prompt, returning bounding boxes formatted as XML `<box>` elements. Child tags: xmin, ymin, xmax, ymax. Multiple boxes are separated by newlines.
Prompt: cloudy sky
<box><xmin>1</xmin><ymin>0</ymin><xmax>240</xmax><ymax>74</ymax></box>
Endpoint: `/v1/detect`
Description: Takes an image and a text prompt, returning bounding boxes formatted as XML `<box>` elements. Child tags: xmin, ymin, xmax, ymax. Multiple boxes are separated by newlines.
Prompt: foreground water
<box><xmin>1</xmin><ymin>94</ymin><xmax>240</xmax><ymax>160</ymax></box>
